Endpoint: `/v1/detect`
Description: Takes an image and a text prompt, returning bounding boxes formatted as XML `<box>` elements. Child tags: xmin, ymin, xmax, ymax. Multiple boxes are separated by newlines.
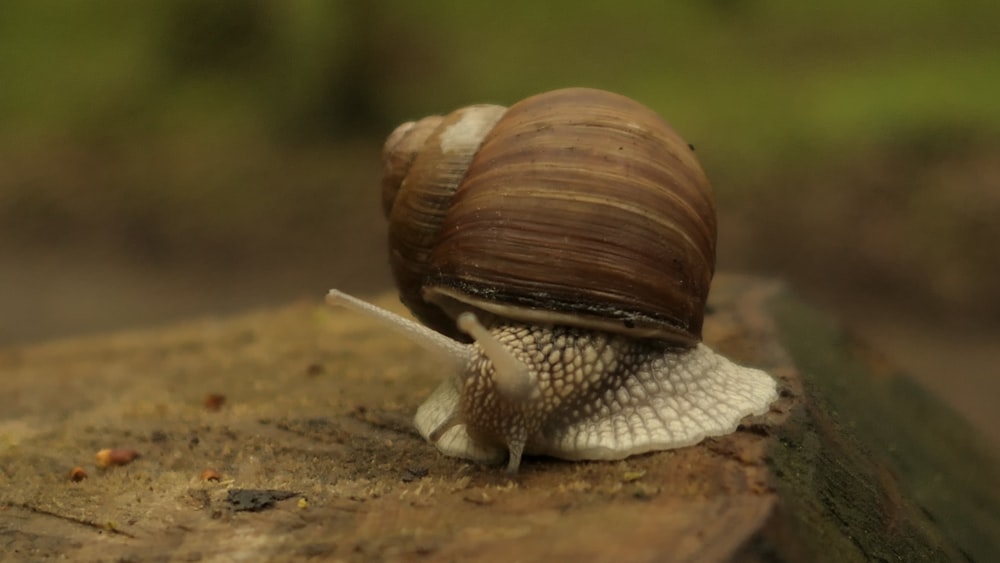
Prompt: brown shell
<box><xmin>383</xmin><ymin>104</ymin><xmax>507</xmax><ymax>340</ymax></box>
<box><xmin>382</xmin><ymin>88</ymin><xmax>716</xmax><ymax>346</ymax></box>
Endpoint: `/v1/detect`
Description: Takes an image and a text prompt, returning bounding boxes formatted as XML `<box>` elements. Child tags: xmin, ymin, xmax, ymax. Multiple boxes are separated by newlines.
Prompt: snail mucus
<box><xmin>328</xmin><ymin>88</ymin><xmax>777</xmax><ymax>472</ymax></box>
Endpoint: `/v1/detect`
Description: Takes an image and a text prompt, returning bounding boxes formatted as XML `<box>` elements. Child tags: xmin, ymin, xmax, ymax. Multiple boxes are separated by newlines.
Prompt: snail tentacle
<box><xmin>456</xmin><ymin>312</ymin><xmax>533</xmax><ymax>402</ymax></box>
<box><xmin>326</xmin><ymin>290</ymin><xmax>470</xmax><ymax>371</ymax></box>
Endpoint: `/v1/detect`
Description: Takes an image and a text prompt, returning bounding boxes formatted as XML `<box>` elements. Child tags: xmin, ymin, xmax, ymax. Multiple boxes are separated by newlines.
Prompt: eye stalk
<box><xmin>325</xmin><ymin>290</ymin><xmax>469</xmax><ymax>372</ymax></box>
<box><xmin>456</xmin><ymin>312</ymin><xmax>534</xmax><ymax>403</ymax></box>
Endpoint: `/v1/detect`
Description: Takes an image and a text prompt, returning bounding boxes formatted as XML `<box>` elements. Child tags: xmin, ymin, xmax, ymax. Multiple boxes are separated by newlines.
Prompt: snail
<box><xmin>327</xmin><ymin>87</ymin><xmax>777</xmax><ymax>472</ymax></box>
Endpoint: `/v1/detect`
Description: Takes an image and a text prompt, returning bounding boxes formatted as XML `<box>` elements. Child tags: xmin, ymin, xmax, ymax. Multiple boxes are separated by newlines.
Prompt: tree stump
<box><xmin>1</xmin><ymin>275</ymin><xmax>997</xmax><ymax>562</ymax></box>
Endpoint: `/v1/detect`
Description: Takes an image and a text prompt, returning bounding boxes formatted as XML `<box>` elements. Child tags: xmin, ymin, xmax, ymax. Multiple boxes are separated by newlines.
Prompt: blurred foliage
<box><xmin>0</xmin><ymin>0</ymin><xmax>998</xmax><ymax>325</ymax></box>
<box><xmin>3</xmin><ymin>0</ymin><xmax>998</xmax><ymax>160</ymax></box>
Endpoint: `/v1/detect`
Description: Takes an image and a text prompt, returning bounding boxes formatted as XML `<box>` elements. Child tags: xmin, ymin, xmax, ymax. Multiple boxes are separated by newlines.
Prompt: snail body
<box><xmin>329</xmin><ymin>88</ymin><xmax>776</xmax><ymax>471</ymax></box>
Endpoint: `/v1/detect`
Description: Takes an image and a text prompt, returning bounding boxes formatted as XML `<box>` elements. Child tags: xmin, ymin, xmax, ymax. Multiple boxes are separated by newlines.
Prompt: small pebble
<box><xmin>96</xmin><ymin>448</ymin><xmax>140</xmax><ymax>468</ymax></box>
<box><xmin>204</xmin><ymin>393</ymin><xmax>226</xmax><ymax>411</ymax></box>
<box><xmin>623</xmin><ymin>470</ymin><xmax>646</xmax><ymax>482</ymax></box>
<box><xmin>401</xmin><ymin>467</ymin><xmax>429</xmax><ymax>483</ymax></box>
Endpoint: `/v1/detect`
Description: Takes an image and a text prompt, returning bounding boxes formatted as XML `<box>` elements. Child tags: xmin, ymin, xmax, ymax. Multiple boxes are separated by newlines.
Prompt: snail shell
<box><xmin>383</xmin><ymin>88</ymin><xmax>716</xmax><ymax>347</ymax></box>
<box><xmin>328</xmin><ymin>87</ymin><xmax>776</xmax><ymax>471</ymax></box>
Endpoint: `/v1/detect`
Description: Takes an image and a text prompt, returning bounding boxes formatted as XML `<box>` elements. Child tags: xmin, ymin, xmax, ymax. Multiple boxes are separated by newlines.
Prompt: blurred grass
<box><xmin>0</xmin><ymin>0</ymin><xmax>998</xmax><ymax>336</ymax></box>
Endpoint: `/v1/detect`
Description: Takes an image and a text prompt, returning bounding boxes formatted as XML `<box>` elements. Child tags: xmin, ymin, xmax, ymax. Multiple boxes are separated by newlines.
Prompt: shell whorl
<box><xmin>382</xmin><ymin>88</ymin><xmax>717</xmax><ymax>346</ymax></box>
<box><xmin>383</xmin><ymin>105</ymin><xmax>507</xmax><ymax>339</ymax></box>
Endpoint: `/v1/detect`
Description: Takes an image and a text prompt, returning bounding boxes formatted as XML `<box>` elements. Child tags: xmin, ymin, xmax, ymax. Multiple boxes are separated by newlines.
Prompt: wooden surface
<box><xmin>0</xmin><ymin>275</ymin><xmax>997</xmax><ymax>562</ymax></box>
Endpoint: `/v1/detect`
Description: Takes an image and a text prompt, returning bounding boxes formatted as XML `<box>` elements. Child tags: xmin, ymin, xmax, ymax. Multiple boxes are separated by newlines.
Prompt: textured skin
<box><xmin>414</xmin><ymin>322</ymin><xmax>778</xmax><ymax>469</ymax></box>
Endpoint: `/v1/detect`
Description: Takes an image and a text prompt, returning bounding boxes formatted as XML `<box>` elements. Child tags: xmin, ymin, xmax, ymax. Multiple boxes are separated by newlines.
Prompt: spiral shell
<box><xmin>382</xmin><ymin>88</ymin><xmax>716</xmax><ymax>347</ymax></box>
